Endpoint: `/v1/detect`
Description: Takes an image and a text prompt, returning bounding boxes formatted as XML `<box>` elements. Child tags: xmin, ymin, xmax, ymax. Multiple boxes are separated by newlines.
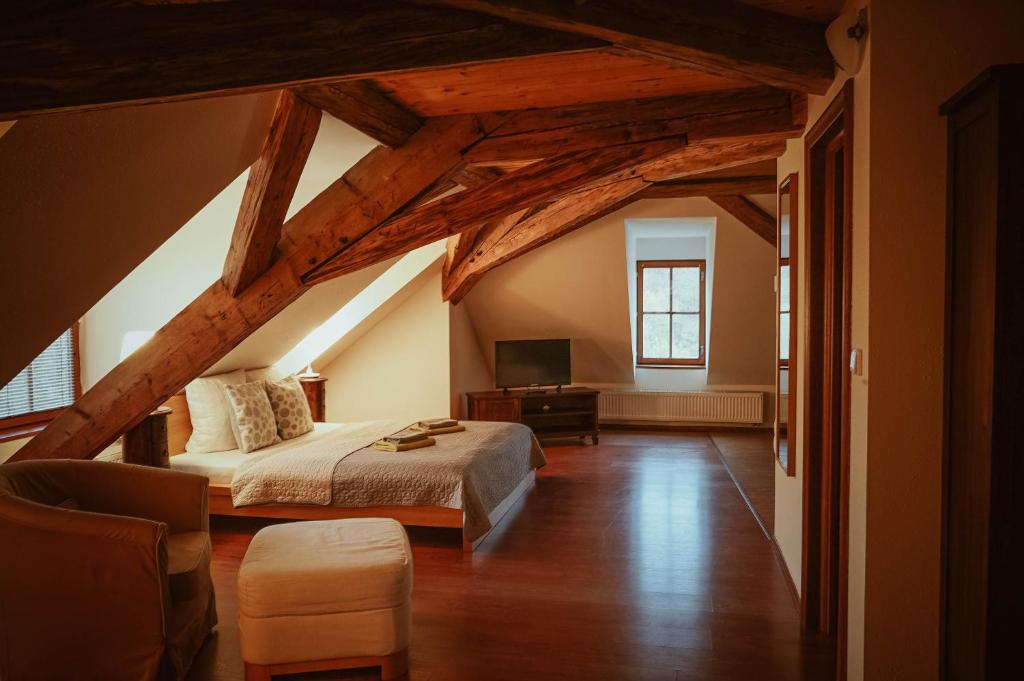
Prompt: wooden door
<box><xmin>802</xmin><ymin>79</ymin><xmax>853</xmax><ymax>681</ymax></box>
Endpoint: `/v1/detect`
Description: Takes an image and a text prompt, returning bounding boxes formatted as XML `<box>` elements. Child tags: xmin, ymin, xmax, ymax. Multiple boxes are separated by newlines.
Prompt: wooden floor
<box><xmin>188</xmin><ymin>431</ymin><xmax>832</xmax><ymax>681</ymax></box>
<box><xmin>709</xmin><ymin>430</ymin><xmax>776</xmax><ymax>534</ymax></box>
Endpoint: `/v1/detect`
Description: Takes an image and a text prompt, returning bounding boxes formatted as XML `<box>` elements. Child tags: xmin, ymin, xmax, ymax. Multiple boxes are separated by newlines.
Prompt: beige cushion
<box><xmin>265</xmin><ymin>376</ymin><xmax>314</xmax><ymax>440</ymax></box>
<box><xmin>222</xmin><ymin>382</ymin><xmax>280</xmax><ymax>453</ymax></box>
<box><xmin>167</xmin><ymin>531</ymin><xmax>211</xmax><ymax>605</ymax></box>
<box><xmin>245</xmin><ymin>366</ymin><xmax>286</xmax><ymax>384</ymax></box>
<box><xmin>184</xmin><ymin>369</ymin><xmax>246</xmax><ymax>453</ymax></box>
<box><xmin>238</xmin><ymin>518</ymin><xmax>412</xmax><ymax>619</ymax></box>
<box><xmin>240</xmin><ymin>602</ymin><xmax>410</xmax><ymax>665</ymax></box>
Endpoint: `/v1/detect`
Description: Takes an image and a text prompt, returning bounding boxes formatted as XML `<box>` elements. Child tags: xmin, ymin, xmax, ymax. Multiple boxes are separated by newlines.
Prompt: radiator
<box><xmin>599</xmin><ymin>391</ymin><xmax>763</xmax><ymax>425</ymax></box>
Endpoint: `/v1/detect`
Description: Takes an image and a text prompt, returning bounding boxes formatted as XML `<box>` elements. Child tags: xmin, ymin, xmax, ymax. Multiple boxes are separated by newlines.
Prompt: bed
<box><xmin>163</xmin><ymin>394</ymin><xmax>545</xmax><ymax>551</ymax></box>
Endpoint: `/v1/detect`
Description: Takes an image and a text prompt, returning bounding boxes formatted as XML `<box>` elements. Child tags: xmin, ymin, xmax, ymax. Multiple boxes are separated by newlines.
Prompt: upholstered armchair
<box><xmin>0</xmin><ymin>459</ymin><xmax>217</xmax><ymax>681</ymax></box>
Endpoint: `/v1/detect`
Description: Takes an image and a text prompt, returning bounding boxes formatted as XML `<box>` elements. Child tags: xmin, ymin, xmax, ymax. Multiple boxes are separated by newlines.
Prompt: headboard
<box><xmin>163</xmin><ymin>393</ymin><xmax>192</xmax><ymax>456</ymax></box>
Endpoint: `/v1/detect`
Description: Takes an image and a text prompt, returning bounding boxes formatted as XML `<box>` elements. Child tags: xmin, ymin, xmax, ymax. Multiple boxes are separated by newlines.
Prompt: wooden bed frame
<box><xmin>162</xmin><ymin>392</ymin><xmax>534</xmax><ymax>551</ymax></box>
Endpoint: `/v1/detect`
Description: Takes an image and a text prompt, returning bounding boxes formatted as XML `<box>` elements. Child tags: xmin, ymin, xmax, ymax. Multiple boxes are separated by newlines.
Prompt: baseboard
<box><xmin>770</xmin><ymin>534</ymin><xmax>800</xmax><ymax>609</ymax></box>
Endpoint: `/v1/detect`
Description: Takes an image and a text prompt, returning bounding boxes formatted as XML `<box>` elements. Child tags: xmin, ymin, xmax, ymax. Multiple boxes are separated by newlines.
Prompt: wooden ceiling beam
<box><xmin>303</xmin><ymin>136</ymin><xmax>690</xmax><ymax>284</ymax></box>
<box><xmin>222</xmin><ymin>91</ymin><xmax>321</xmax><ymax>297</ymax></box>
<box><xmin>638</xmin><ymin>175</ymin><xmax>777</xmax><ymax>199</ymax></box>
<box><xmin>710</xmin><ymin>195</ymin><xmax>777</xmax><ymax>245</ymax></box>
<box><xmin>414</xmin><ymin>0</ymin><xmax>834</xmax><ymax>93</ymax></box>
<box><xmin>638</xmin><ymin>137</ymin><xmax>788</xmax><ymax>182</ymax></box>
<box><xmin>442</xmin><ymin>166</ymin><xmax>509</xmax><ymax>276</ymax></box>
<box><xmin>11</xmin><ymin>116</ymin><xmax>492</xmax><ymax>462</ymax></box>
<box><xmin>464</xmin><ymin>87</ymin><xmax>802</xmax><ymax>165</ymax></box>
<box><xmin>444</xmin><ymin>178</ymin><xmax>647</xmax><ymax>303</ymax></box>
<box><xmin>0</xmin><ymin>2</ymin><xmax>605</xmax><ymax>120</ymax></box>
<box><xmin>294</xmin><ymin>80</ymin><xmax>421</xmax><ymax>148</ymax></box>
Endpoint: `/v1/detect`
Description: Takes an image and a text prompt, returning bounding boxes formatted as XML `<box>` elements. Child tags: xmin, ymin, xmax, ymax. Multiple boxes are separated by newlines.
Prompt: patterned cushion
<box><xmin>265</xmin><ymin>376</ymin><xmax>315</xmax><ymax>440</ymax></box>
<box><xmin>222</xmin><ymin>382</ymin><xmax>281</xmax><ymax>453</ymax></box>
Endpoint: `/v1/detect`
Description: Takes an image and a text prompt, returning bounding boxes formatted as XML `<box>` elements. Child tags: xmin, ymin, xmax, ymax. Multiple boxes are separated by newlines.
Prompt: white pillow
<box><xmin>245</xmin><ymin>366</ymin><xmax>286</xmax><ymax>383</ymax></box>
<box><xmin>184</xmin><ymin>369</ymin><xmax>246</xmax><ymax>453</ymax></box>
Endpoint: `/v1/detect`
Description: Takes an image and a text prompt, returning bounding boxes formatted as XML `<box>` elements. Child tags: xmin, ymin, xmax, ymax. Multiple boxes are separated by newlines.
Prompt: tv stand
<box><xmin>466</xmin><ymin>387</ymin><xmax>599</xmax><ymax>445</ymax></box>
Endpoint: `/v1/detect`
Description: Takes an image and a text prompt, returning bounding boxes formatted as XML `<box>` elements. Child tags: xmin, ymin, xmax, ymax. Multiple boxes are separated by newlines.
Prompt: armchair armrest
<box><xmin>64</xmin><ymin>460</ymin><xmax>209</xmax><ymax>533</ymax></box>
<box><xmin>0</xmin><ymin>495</ymin><xmax>172</xmax><ymax>680</ymax></box>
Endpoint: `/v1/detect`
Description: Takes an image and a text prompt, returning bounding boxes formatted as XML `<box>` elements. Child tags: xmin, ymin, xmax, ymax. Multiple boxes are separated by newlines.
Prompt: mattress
<box><xmin>170</xmin><ymin>423</ymin><xmax>342</xmax><ymax>485</ymax></box>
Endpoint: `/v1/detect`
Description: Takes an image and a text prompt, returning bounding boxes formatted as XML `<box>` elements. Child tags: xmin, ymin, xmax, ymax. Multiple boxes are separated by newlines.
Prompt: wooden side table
<box><xmin>299</xmin><ymin>377</ymin><xmax>328</xmax><ymax>422</ymax></box>
<box><xmin>122</xmin><ymin>407</ymin><xmax>172</xmax><ymax>468</ymax></box>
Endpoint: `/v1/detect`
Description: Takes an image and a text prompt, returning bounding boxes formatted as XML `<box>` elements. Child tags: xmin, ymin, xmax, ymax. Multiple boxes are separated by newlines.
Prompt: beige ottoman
<box><xmin>238</xmin><ymin>518</ymin><xmax>413</xmax><ymax>680</ymax></box>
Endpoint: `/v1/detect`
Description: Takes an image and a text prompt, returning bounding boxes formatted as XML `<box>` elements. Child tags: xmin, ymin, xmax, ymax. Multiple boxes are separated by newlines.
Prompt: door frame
<box><xmin>801</xmin><ymin>79</ymin><xmax>853</xmax><ymax>681</ymax></box>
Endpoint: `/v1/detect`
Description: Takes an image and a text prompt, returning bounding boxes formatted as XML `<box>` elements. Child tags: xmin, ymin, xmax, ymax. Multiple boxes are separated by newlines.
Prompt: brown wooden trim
<box><xmin>800</xmin><ymin>78</ymin><xmax>852</xmax><ymax>681</ymax></box>
<box><xmin>776</xmin><ymin>173</ymin><xmax>798</xmax><ymax>477</ymax></box>
<box><xmin>636</xmin><ymin>259</ymin><xmax>706</xmax><ymax>367</ymax></box>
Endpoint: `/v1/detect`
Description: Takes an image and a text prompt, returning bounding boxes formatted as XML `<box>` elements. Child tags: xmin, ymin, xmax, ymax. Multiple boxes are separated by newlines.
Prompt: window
<box><xmin>637</xmin><ymin>260</ymin><xmax>705</xmax><ymax>366</ymax></box>
<box><xmin>0</xmin><ymin>324</ymin><xmax>80</xmax><ymax>440</ymax></box>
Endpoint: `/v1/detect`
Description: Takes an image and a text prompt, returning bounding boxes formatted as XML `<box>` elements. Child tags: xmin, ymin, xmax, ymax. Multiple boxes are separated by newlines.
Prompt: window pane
<box><xmin>780</xmin><ymin>311</ymin><xmax>790</xmax><ymax>361</ymax></box>
<box><xmin>642</xmin><ymin>314</ymin><xmax>670</xmax><ymax>358</ymax></box>
<box><xmin>671</xmin><ymin>314</ymin><xmax>700</xmax><ymax>359</ymax></box>
<box><xmin>780</xmin><ymin>264</ymin><xmax>791</xmax><ymax>313</ymax></box>
<box><xmin>642</xmin><ymin>267</ymin><xmax>670</xmax><ymax>312</ymax></box>
<box><xmin>672</xmin><ymin>266</ymin><xmax>701</xmax><ymax>313</ymax></box>
<box><xmin>0</xmin><ymin>329</ymin><xmax>75</xmax><ymax>419</ymax></box>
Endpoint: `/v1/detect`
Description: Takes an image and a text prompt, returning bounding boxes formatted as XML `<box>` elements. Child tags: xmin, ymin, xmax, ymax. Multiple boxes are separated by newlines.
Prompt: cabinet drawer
<box><xmin>470</xmin><ymin>398</ymin><xmax>520</xmax><ymax>423</ymax></box>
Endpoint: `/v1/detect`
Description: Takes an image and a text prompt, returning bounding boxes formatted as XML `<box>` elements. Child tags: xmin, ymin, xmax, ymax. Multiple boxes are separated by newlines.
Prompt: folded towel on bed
<box><xmin>383</xmin><ymin>431</ymin><xmax>429</xmax><ymax>445</ymax></box>
<box><xmin>416</xmin><ymin>418</ymin><xmax>459</xmax><ymax>429</ymax></box>
<box><xmin>373</xmin><ymin>437</ymin><xmax>436</xmax><ymax>452</ymax></box>
<box><xmin>411</xmin><ymin>424</ymin><xmax>467</xmax><ymax>435</ymax></box>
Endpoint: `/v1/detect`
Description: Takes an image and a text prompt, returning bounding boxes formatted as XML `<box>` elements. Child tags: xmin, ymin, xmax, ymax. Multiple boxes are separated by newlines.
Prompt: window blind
<box><xmin>0</xmin><ymin>329</ymin><xmax>76</xmax><ymax>419</ymax></box>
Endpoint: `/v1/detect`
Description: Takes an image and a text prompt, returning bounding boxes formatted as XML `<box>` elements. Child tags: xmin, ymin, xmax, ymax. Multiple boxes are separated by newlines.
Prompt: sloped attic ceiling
<box><xmin>0</xmin><ymin>92</ymin><xmax>277</xmax><ymax>387</ymax></box>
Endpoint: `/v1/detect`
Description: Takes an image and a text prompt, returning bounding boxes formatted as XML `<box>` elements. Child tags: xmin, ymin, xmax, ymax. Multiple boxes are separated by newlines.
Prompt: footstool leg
<box><xmin>380</xmin><ymin>649</ymin><xmax>409</xmax><ymax>680</ymax></box>
<box><xmin>244</xmin><ymin>663</ymin><xmax>272</xmax><ymax>681</ymax></box>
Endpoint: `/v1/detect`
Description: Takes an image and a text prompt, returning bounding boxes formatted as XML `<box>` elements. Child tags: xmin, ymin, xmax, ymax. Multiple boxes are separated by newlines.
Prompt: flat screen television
<box><xmin>495</xmin><ymin>339</ymin><xmax>571</xmax><ymax>389</ymax></box>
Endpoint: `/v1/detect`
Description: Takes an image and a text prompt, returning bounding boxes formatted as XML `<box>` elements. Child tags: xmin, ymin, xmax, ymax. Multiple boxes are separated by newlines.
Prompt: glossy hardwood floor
<box><xmin>710</xmin><ymin>430</ymin><xmax>776</xmax><ymax>535</ymax></box>
<box><xmin>188</xmin><ymin>431</ymin><xmax>832</xmax><ymax>681</ymax></box>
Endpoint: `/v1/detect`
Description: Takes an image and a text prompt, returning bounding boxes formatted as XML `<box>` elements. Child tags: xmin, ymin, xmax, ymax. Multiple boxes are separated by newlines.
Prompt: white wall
<box><xmin>81</xmin><ymin>112</ymin><xmax>385</xmax><ymax>386</ymax></box>
<box><xmin>0</xmin><ymin>92</ymin><xmax>277</xmax><ymax>387</ymax></box>
<box><xmin>463</xmin><ymin>196</ymin><xmax>777</xmax><ymax>408</ymax></box>
<box><xmin>320</xmin><ymin>270</ymin><xmax>452</xmax><ymax>424</ymax></box>
<box><xmin>449</xmin><ymin>301</ymin><xmax>492</xmax><ymax>418</ymax></box>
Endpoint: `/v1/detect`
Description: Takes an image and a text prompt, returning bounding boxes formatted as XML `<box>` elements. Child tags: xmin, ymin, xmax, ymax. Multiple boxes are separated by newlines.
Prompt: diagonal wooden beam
<box><xmin>639</xmin><ymin>175</ymin><xmax>777</xmax><ymax>199</ymax></box>
<box><xmin>444</xmin><ymin>178</ymin><xmax>647</xmax><ymax>302</ymax></box>
<box><xmin>444</xmin><ymin>207</ymin><xmax>531</xmax><ymax>279</ymax></box>
<box><xmin>415</xmin><ymin>0</ymin><xmax>834</xmax><ymax>93</ymax></box>
<box><xmin>442</xmin><ymin>165</ymin><xmax>508</xmax><ymax>275</ymax></box>
<box><xmin>710</xmin><ymin>195</ymin><xmax>776</xmax><ymax>245</ymax></box>
<box><xmin>465</xmin><ymin>87</ymin><xmax>802</xmax><ymax>165</ymax></box>
<box><xmin>222</xmin><ymin>91</ymin><xmax>321</xmax><ymax>297</ymax></box>
<box><xmin>11</xmin><ymin>116</ymin><xmax>493</xmax><ymax>463</ymax></box>
<box><xmin>294</xmin><ymin>80</ymin><xmax>422</xmax><ymax>147</ymax></box>
<box><xmin>638</xmin><ymin>137</ymin><xmax>788</xmax><ymax>182</ymax></box>
<box><xmin>0</xmin><ymin>2</ymin><xmax>604</xmax><ymax>120</ymax></box>
<box><xmin>303</xmin><ymin>136</ymin><xmax>690</xmax><ymax>284</ymax></box>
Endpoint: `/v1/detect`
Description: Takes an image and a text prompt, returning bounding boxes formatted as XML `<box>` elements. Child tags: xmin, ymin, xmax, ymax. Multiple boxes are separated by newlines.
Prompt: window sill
<box><xmin>0</xmin><ymin>422</ymin><xmax>47</xmax><ymax>444</ymax></box>
<box><xmin>635</xmin><ymin>364</ymin><xmax>707</xmax><ymax>370</ymax></box>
